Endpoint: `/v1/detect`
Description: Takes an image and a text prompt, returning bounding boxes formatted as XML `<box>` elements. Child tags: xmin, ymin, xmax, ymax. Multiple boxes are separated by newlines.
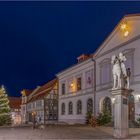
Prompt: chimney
<box><xmin>77</xmin><ymin>54</ymin><xmax>89</xmax><ymax>63</ymax></box>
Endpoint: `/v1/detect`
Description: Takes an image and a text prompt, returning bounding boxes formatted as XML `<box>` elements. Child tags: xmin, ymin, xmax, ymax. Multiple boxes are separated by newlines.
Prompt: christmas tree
<box><xmin>0</xmin><ymin>85</ymin><xmax>11</xmax><ymax>125</ymax></box>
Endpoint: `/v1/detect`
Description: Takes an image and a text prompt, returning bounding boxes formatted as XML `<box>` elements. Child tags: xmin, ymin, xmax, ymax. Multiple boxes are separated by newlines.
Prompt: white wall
<box><xmin>57</xmin><ymin>58</ymin><xmax>95</xmax><ymax>124</ymax></box>
<box><xmin>95</xmin><ymin>20</ymin><xmax>140</xmax><ymax>121</ymax></box>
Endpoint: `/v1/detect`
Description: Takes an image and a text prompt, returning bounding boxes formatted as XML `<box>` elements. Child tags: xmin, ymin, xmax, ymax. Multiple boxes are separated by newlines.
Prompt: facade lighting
<box><xmin>70</xmin><ymin>83</ymin><xmax>74</xmax><ymax>87</ymax></box>
<box><xmin>120</xmin><ymin>22</ymin><xmax>130</xmax><ymax>37</ymax></box>
<box><xmin>121</xmin><ymin>23</ymin><xmax>126</xmax><ymax>30</ymax></box>
<box><xmin>124</xmin><ymin>31</ymin><xmax>129</xmax><ymax>37</ymax></box>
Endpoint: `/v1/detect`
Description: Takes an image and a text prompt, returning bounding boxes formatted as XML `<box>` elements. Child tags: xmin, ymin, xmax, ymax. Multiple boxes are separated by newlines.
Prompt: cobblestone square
<box><xmin>0</xmin><ymin>125</ymin><xmax>140</xmax><ymax>140</ymax></box>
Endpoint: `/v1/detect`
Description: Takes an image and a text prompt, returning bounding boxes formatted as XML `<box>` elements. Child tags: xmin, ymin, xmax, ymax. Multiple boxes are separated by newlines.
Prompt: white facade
<box><xmin>57</xmin><ymin>14</ymin><xmax>140</xmax><ymax>124</ymax></box>
<box><xmin>11</xmin><ymin>109</ymin><xmax>21</xmax><ymax>125</ymax></box>
<box><xmin>21</xmin><ymin>96</ymin><xmax>27</xmax><ymax>124</ymax></box>
<box><xmin>26</xmin><ymin>100</ymin><xmax>44</xmax><ymax>124</ymax></box>
<box><xmin>57</xmin><ymin>58</ymin><xmax>95</xmax><ymax>124</ymax></box>
<box><xmin>94</xmin><ymin>15</ymin><xmax>140</xmax><ymax>121</ymax></box>
<box><xmin>21</xmin><ymin>79</ymin><xmax>58</xmax><ymax>124</ymax></box>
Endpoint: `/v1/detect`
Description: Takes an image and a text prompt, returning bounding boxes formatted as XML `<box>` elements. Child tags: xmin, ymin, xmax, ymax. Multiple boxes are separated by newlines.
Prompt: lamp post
<box><xmin>32</xmin><ymin>111</ymin><xmax>36</xmax><ymax>129</ymax></box>
<box><xmin>92</xmin><ymin>58</ymin><xmax>96</xmax><ymax>118</ymax></box>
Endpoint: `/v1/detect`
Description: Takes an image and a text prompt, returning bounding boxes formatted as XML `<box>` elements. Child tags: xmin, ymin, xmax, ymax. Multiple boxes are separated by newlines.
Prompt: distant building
<box><xmin>8</xmin><ymin>97</ymin><xmax>21</xmax><ymax>125</ymax></box>
<box><xmin>20</xmin><ymin>89</ymin><xmax>33</xmax><ymax>124</ymax></box>
<box><xmin>21</xmin><ymin>78</ymin><xmax>58</xmax><ymax>124</ymax></box>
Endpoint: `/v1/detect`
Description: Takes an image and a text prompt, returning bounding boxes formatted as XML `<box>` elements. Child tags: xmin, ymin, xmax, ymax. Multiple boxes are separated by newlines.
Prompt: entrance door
<box><xmin>128</xmin><ymin>94</ymin><xmax>135</xmax><ymax>121</ymax></box>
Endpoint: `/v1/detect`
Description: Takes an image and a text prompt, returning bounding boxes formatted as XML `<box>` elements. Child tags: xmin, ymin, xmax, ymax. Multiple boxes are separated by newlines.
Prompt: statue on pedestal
<box><xmin>112</xmin><ymin>52</ymin><xmax>131</xmax><ymax>90</ymax></box>
<box><xmin>111</xmin><ymin>52</ymin><xmax>132</xmax><ymax>139</ymax></box>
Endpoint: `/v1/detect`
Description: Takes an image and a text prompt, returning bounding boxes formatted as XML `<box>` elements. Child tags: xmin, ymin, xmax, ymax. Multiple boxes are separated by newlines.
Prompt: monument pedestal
<box><xmin>111</xmin><ymin>88</ymin><xmax>132</xmax><ymax>139</ymax></box>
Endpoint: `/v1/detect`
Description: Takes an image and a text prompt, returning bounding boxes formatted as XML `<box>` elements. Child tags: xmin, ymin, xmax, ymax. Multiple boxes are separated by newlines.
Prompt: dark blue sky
<box><xmin>0</xmin><ymin>1</ymin><xmax>140</xmax><ymax>96</ymax></box>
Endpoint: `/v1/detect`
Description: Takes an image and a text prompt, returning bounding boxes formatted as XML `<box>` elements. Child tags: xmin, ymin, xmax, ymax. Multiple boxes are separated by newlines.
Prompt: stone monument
<box><xmin>110</xmin><ymin>52</ymin><xmax>133</xmax><ymax>139</ymax></box>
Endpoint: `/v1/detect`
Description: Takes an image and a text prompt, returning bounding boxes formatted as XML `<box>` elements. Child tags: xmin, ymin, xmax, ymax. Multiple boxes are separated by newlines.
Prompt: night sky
<box><xmin>0</xmin><ymin>1</ymin><xmax>140</xmax><ymax>97</ymax></box>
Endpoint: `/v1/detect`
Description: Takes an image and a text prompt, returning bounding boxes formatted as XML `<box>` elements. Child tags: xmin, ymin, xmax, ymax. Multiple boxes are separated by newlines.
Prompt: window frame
<box><xmin>77</xmin><ymin>100</ymin><xmax>82</xmax><ymax>115</ymax></box>
<box><xmin>68</xmin><ymin>102</ymin><xmax>73</xmax><ymax>115</ymax></box>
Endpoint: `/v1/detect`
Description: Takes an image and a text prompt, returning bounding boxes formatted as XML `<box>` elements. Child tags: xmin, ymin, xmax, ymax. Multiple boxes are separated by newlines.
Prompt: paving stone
<box><xmin>0</xmin><ymin>125</ymin><xmax>139</xmax><ymax>139</ymax></box>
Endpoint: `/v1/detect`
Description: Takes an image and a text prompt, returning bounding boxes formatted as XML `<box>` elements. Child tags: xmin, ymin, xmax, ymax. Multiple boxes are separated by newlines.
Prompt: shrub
<box><xmin>137</xmin><ymin>117</ymin><xmax>140</xmax><ymax>125</ymax></box>
<box><xmin>86</xmin><ymin>111</ymin><xmax>92</xmax><ymax>125</ymax></box>
<box><xmin>96</xmin><ymin>109</ymin><xmax>111</xmax><ymax>126</ymax></box>
<box><xmin>86</xmin><ymin>111</ymin><xmax>97</xmax><ymax>127</ymax></box>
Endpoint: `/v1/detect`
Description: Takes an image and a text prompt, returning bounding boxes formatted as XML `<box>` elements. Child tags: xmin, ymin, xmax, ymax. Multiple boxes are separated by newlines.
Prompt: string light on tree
<box><xmin>0</xmin><ymin>85</ymin><xmax>11</xmax><ymax>126</ymax></box>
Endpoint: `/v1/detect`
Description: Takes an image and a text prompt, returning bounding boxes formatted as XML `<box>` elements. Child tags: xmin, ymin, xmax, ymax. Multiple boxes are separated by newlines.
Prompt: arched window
<box><xmin>103</xmin><ymin>97</ymin><xmax>111</xmax><ymax>114</ymax></box>
<box><xmin>61</xmin><ymin>103</ymin><xmax>65</xmax><ymax>115</ymax></box>
<box><xmin>77</xmin><ymin>100</ymin><xmax>82</xmax><ymax>114</ymax></box>
<box><xmin>68</xmin><ymin>102</ymin><xmax>73</xmax><ymax>115</ymax></box>
<box><xmin>87</xmin><ymin>98</ymin><xmax>93</xmax><ymax>114</ymax></box>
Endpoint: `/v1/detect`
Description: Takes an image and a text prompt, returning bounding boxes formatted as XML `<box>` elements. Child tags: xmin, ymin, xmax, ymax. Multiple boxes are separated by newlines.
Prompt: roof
<box><xmin>92</xmin><ymin>13</ymin><xmax>140</xmax><ymax>58</ymax></box>
<box><xmin>27</xmin><ymin>78</ymin><xmax>57</xmax><ymax>103</ymax></box>
<box><xmin>28</xmin><ymin>90</ymin><xmax>51</xmax><ymax>102</ymax></box>
<box><xmin>8</xmin><ymin>97</ymin><xmax>21</xmax><ymax>109</ymax></box>
<box><xmin>21</xmin><ymin>89</ymin><xmax>33</xmax><ymax>96</ymax></box>
<box><xmin>56</xmin><ymin>57</ymin><xmax>93</xmax><ymax>77</ymax></box>
<box><xmin>36</xmin><ymin>78</ymin><xmax>57</xmax><ymax>93</ymax></box>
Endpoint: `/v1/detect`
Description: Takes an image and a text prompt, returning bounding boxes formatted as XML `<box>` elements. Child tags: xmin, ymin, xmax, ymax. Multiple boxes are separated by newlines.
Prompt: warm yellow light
<box><xmin>21</xmin><ymin>90</ymin><xmax>26</xmax><ymax>96</ymax></box>
<box><xmin>32</xmin><ymin>111</ymin><xmax>36</xmax><ymax>116</ymax></box>
<box><xmin>120</xmin><ymin>21</ymin><xmax>130</xmax><ymax>37</ymax></box>
<box><xmin>121</xmin><ymin>23</ymin><xmax>126</xmax><ymax>30</ymax></box>
<box><xmin>124</xmin><ymin>30</ymin><xmax>129</xmax><ymax>37</ymax></box>
<box><xmin>70</xmin><ymin>83</ymin><xmax>74</xmax><ymax>87</ymax></box>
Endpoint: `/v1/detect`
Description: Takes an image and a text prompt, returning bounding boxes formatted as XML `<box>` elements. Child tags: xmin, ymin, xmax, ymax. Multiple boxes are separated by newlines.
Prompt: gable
<box><xmin>94</xmin><ymin>14</ymin><xmax>140</xmax><ymax>58</ymax></box>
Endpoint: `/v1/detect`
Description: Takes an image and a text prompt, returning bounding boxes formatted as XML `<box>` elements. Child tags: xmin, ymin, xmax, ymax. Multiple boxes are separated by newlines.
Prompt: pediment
<box><xmin>94</xmin><ymin>14</ymin><xmax>140</xmax><ymax>58</ymax></box>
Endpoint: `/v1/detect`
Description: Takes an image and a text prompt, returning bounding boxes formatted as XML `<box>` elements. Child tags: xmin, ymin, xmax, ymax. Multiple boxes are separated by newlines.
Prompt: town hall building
<box><xmin>56</xmin><ymin>14</ymin><xmax>140</xmax><ymax>124</ymax></box>
<box><xmin>57</xmin><ymin>55</ymin><xmax>95</xmax><ymax>124</ymax></box>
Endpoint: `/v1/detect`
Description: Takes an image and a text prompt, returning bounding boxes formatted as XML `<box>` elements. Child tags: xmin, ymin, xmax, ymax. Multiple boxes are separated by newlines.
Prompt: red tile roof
<box><xmin>8</xmin><ymin>97</ymin><xmax>21</xmax><ymax>109</ymax></box>
<box><xmin>28</xmin><ymin>91</ymin><xmax>50</xmax><ymax>102</ymax></box>
<box><xmin>37</xmin><ymin>78</ymin><xmax>57</xmax><ymax>93</ymax></box>
<box><xmin>21</xmin><ymin>89</ymin><xmax>33</xmax><ymax>96</ymax></box>
<box><xmin>27</xmin><ymin>78</ymin><xmax>57</xmax><ymax>103</ymax></box>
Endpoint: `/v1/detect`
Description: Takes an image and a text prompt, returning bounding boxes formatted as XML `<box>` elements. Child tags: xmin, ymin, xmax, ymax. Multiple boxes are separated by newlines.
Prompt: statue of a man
<box><xmin>112</xmin><ymin>52</ymin><xmax>131</xmax><ymax>90</ymax></box>
<box><xmin>119</xmin><ymin>52</ymin><xmax>127</xmax><ymax>77</ymax></box>
<box><xmin>112</xmin><ymin>55</ymin><xmax>122</xmax><ymax>89</ymax></box>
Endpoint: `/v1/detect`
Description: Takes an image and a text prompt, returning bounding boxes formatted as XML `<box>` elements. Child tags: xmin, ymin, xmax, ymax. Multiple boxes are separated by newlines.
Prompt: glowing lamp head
<box><xmin>124</xmin><ymin>30</ymin><xmax>129</xmax><ymax>37</ymax></box>
<box><xmin>121</xmin><ymin>23</ymin><xmax>126</xmax><ymax>30</ymax></box>
<box><xmin>70</xmin><ymin>83</ymin><xmax>74</xmax><ymax>87</ymax></box>
<box><xmin>32</xmin><ymin>111</ymin><xmax>36</xmax><ymax>116</ymax></box>
<box><xmin>120</xmin><ymin>21</ymin><xmax>130</xmax><ymax>37</ymax></box>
